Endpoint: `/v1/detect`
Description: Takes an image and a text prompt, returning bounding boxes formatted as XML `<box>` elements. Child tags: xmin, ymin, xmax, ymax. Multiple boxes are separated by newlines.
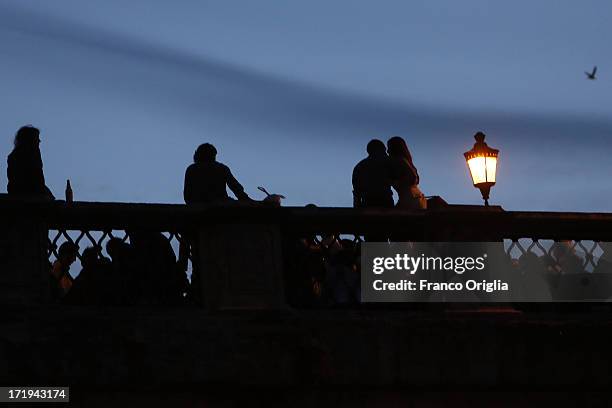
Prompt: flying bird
<box><xmin>585</xmin><ymin>66</ymin><xmax>597</xmax><ymax>80</ymax></box>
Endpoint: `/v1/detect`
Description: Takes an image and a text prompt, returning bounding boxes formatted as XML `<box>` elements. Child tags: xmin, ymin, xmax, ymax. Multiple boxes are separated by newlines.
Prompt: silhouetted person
<box><xmin>283</xmin><ymin>203</ymin><xmax>327</xmax><ymax>307</ymax></box>
<box><xmin>66</xmin><ymin>246</ymin><xmax>110</xmax><ymax>305</ymax></box>
<box><xmin>182</xmin><ymin>144</ymin><xmax>248</xmax><ymax>303</ymax></box>
<box><xmin>518</xmin><ymin>252</ymin><xmax>546</xmax><ymax>275</ymax></box>
<box><xmin>323</xmin><ymin>239</ymin><xmax>360</xmax><ymax>306</ymax></box>
<box><xmin>129</xmin><ymin>229</ymin><xmax>185</xmax><ymax>305</ymax></box>
<box><xmin>387</xmin><ymin>136</ymin><xmax>426</xmax><ymax>210</ymax></box>
<box><xmin>183</xmin><ymin>143</ymin><xmax>250</xmax><ymax>204</ymax></box>
<box><xmin>550</xmin><ymin>241</ymin><xmax>584</xmax><ymax>275</ymax></box>
<box><xmin>106</xmin><ymin>238</ymin><xmax>136</xmax><ymax>304</ymax></box>
<box><xmin>7</xmin><ymin>125</ymin><xmax>54</xmax><ymax>199</ymax></box>
<box><xmin>352</xmin><ymin>139</ymin><xmax>393</xmax><ymax>208</ymax></box>
<box><xmin>51</xmin><ymin>241</ymin><xmax>78</xmax><ymax>300</ymax></box>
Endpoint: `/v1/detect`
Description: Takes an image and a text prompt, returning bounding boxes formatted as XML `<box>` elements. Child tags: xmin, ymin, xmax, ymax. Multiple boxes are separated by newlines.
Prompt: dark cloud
<box><xmin>2</xmin><ymin>2</ymin><xmax>612</xmax><ymax>141</ymax></box>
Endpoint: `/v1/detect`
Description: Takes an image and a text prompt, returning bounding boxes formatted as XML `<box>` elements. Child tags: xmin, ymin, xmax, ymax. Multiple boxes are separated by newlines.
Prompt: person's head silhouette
<box><xmin>366</xmin><ymin>139</ymin><xmax>386</xmax><ymax>156</ymax></box>
<box><xmin>14</xmin><ymin>125</ymin><xmax>40</xmax><ymax>149</ymax></box>
<box><xmin>57</xmin><ymin>241</ymin><xmax>79</xmax><ymax>267</ymax></box>
<box><xmin>81</xmin><ymin>247</ymin><xmax>100</xmax><ymax>270</ymax></box>
<box><xmin>194</xmin><ymin>143</ymin><xmax>217</xmax><ymax>163</ymax></box>
<box><xmin>106</xmin><ymin>237</ymin><xmax>130</xmax><ymax>260</ymax></box>
<box><xmin>387</xmin><ymin>136</ymin><xmax>414</xmax><ymax>163</ymax></box>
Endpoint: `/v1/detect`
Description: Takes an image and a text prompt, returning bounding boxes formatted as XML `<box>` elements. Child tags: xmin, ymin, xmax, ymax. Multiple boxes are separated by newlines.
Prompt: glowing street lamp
<box><xmin>464</xmin><ymin>131</ymin><xmax>499</xmax><ymax>206</ymax></box>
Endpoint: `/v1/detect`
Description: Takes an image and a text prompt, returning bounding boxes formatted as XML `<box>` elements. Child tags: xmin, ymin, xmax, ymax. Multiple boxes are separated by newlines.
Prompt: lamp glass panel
<box><xmin>485</xmin><ymin>156</ymin><xmax>497</xmax><ymax>183</ymax></box>
<box><xmin>467</xmin><ymin>157</ymin><xmax>486</xmax><ymax>184</ymax></box>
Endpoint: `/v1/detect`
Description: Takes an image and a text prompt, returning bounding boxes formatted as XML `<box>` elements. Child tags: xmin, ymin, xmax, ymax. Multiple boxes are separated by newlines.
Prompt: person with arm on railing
<box><xmin>181</xmin><ymin>143</ymin><xmax>251</xmax><ymax>304</ymax></box>
<box><xmin>183</xmin><ymin>143</ymin><xmax>250</xmax><ymax>204</ymax></box>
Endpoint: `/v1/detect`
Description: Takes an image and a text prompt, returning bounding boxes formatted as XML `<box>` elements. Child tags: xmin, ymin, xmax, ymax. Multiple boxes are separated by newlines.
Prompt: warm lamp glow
<box><xmin>466</xmin><ymin>156</ymin><xmax>497</xmax><ymax>185</ymax></box>
<box><xmin>464</xmin><ymin>132</ymin><xmax>499</xmax><ymax>206</ymax></box>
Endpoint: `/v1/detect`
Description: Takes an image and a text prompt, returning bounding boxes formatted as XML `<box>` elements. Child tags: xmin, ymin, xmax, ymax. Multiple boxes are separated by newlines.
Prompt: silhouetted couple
<box><xmin>352</xmin><ymin>137</ymin><xmax>426</xmax><ymax>210</ymax></box>
<box><xmin>7</xmin><ymin>125</ymin><xmax>54</xmax><ymax>199</ymax></box>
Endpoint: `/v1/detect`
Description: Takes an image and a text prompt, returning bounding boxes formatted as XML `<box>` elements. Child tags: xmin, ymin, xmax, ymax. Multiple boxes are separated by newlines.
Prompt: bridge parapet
<box><xmin>3</xmin><ymin>195</ymin><xmax>612</xmax><ymax>307</ymax></box>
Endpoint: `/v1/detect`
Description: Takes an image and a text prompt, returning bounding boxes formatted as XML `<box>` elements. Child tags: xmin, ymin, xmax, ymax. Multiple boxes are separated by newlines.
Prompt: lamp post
<box><xmin>464</xmin><ymin>132</ymin><xmax>499</xmax><ymax>206</ymax></box>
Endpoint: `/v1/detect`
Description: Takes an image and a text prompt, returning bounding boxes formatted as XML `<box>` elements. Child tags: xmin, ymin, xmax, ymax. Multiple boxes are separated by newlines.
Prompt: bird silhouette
<box><xmin>585</xmin><ymin>66</ymin><xmax>597</xmax><ymax>80</ymax></box>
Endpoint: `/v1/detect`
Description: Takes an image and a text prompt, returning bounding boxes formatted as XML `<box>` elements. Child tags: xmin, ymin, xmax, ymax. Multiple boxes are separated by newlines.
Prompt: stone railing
<box><xmin>2</xmin><ymin>195</ymin><xmax>612</xmax><ymax>307</ymax></box>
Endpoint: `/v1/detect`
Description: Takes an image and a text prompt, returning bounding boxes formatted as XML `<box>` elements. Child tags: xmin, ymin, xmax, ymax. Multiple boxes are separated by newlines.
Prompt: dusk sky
<box><xmin>1</xmin><ymin>1</ymin><xmax>611</xmax><ymax>211</ymax></box>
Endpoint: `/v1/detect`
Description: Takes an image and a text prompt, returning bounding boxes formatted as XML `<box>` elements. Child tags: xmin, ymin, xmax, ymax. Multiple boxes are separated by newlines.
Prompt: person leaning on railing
<box><xmin>181</xmin><ymin>143</ymin><xmax>251</xmax><ymax>303</ymax></box>
<box><xmin>183</xmin><ymin>143</ymin><xmax>250</xmax><ymax>204</ymax></box>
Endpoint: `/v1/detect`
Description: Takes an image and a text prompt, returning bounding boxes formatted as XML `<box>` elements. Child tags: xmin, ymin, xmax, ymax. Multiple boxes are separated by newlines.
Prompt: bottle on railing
<box><xmin>65</xmin><ymin>179</ymin><xmax>73</xmax><ymax>203</ymax></box>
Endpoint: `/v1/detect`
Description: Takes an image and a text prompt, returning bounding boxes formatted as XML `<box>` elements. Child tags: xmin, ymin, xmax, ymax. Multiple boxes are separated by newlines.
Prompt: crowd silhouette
<box><xmin>8</xmin><ymin>124</ymin><xmax>608</xmax><ymax>306</ymax></box>
<box><xmin>5</xmin><ymin>124</ymin><xmax>433</xmax><ymax>305</ymax></box>
<box><xmin>287</xmin><ymin>237</ymin><xmax>612</xmax><ymax>307</ymax></box>
<box><xmin>50</xmin><ymin>233</ymin><xmax>189</xmax><ymax>306</ymax></box>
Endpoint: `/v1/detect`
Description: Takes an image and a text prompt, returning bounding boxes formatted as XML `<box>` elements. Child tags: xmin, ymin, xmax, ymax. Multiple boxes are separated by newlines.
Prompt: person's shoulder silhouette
<box><xmin>352</xmin><ymin>139</ymin><xmax>393</xmax><ymax>208</ymax></box>
<box><xmin>7</xmin><ymin>125</ymin><xmax>54</xmax><ymax>199</ymax></box>
<box><xmin>183</xmin><ymin>143</ymin><xmax>249</xmax><ymax>204</ymax></box>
